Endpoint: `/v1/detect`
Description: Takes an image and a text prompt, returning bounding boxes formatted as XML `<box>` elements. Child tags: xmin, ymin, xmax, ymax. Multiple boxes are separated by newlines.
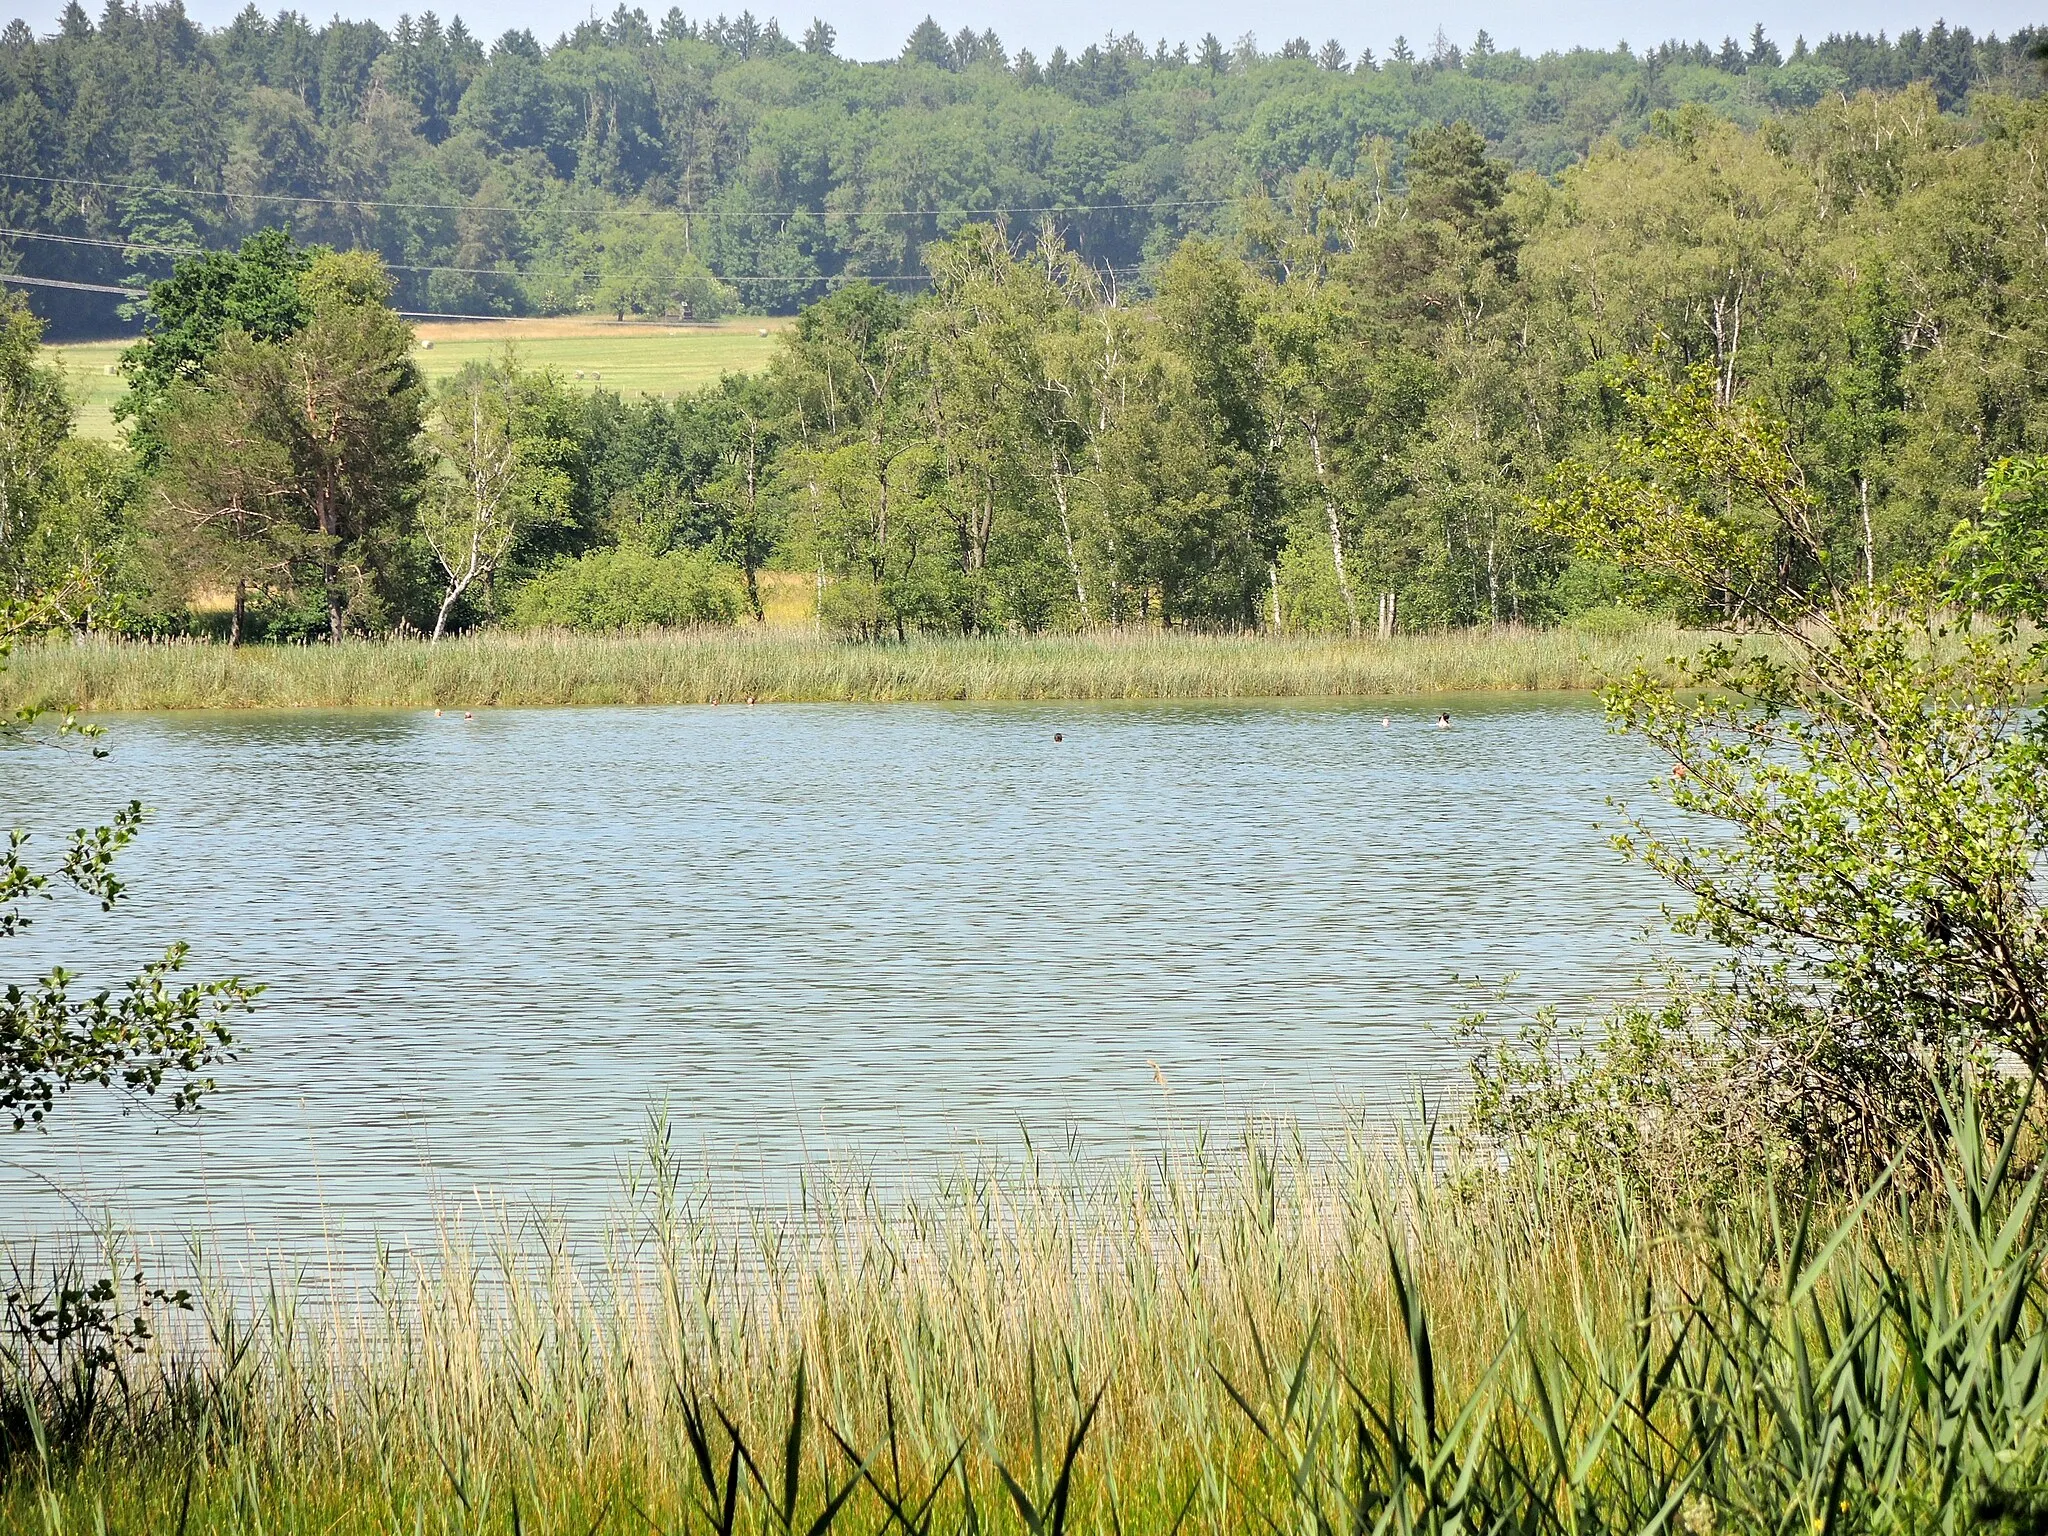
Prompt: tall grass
<box><xmin>5</xmin><ymin>1089</ymin><xmax>2044</xmax><ymax>1533</ymax></box>
<box><xmin>0</xmin><ymin>625</ymin><xmax>1704</xmax><ymax>713</ymax></box>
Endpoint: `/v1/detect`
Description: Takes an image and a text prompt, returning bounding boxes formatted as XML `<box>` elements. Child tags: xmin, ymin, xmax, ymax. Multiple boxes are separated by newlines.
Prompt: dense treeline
<box><xmin>0</xmin><ymin>2</ymin><xmax>2041</xmax><ymax>330</ymax></box>
<box><xmin>15</xmin><ymin>77</ymin><xmax>2048</xmax><ymax>641</ymax></box>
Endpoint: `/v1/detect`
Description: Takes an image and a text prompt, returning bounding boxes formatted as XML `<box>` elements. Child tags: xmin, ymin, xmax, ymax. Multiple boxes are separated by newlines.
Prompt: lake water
<box><xmin>2</xmin><ymin>697</ymin><xmax>1691</xmax><ymax>1258</ymax></box>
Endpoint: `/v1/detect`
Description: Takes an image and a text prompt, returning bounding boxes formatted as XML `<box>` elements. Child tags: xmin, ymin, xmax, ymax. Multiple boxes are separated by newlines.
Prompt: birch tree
<box><xmin>421</xmin><ymin>366</ymin><xmax>569</xmax><ymax>639</ymax></box>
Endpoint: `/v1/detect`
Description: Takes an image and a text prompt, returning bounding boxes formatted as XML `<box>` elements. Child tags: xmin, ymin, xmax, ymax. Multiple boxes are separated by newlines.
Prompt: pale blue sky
<box><xmin>24</xmin><ymin>0</ymin><xmax>2045</xmax><ymax>63</ymax></box>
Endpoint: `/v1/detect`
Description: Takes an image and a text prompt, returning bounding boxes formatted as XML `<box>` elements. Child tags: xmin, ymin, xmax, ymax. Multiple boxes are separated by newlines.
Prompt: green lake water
<box><xmin>2</xmin><ymin>696</ymin><xmax>1694</xmax><ymax>1255</ymax></box>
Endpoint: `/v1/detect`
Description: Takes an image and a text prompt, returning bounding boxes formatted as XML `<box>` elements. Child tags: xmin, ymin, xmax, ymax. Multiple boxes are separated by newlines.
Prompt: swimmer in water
<box><xmin>1436</xmin><ymin>711</ymin><xmax>1451</xmax><ymax>729</ymax></box>
<box><xmin>1381</xmin><ymin>715</ymin><xmax>1391</xmax><ymax>728</ymax></box>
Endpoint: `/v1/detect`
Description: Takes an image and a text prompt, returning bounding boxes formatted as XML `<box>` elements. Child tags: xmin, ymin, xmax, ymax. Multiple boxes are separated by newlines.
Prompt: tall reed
<box><xmin>4</xmin><ymin>1088</ymin><xmax>2043</xmax><ymax>1533</ymax></box>
<box><xmin>0</xmin><ymin>626</ymin><xmax>1704</xmax><ymax>713</ymax></box>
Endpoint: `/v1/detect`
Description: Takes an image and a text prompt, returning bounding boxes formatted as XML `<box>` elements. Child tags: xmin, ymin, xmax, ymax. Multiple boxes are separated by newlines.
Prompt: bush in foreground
<box><xmin>1492</xmin><ymin>365</ymin><xmax>2048</xmax><ymax>1196</ymax></box>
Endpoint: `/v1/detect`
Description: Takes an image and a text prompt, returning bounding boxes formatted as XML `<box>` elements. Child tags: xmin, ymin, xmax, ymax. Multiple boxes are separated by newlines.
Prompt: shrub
<box><xmin>1486</xmin><ymin>365</ymin><xmax>2048</xmax><ymax>1191</ymax></box>
<box><xmin>507</xmin><ymin>546</ymin><xmax>743</xmax><ymax>631</ymax></box>
<box><xmin>816</xmin><ymin>573</ymin><xmax>888</xmax><ymax>638</ymax></box>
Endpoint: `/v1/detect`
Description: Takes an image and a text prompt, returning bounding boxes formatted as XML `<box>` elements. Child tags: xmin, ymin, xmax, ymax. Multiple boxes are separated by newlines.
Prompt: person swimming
<box><xmin>1436</xmin><ymin>711</ymin><xmax>1451</xmax><ymax>728</ymax></box>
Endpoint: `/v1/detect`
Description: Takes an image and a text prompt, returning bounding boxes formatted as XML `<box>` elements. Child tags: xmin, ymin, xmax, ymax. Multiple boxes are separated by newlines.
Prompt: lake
<box><xmin>2</xmin><ymin>697</ymin><xmax>1691</xmax><ymax>1257</ymax></box>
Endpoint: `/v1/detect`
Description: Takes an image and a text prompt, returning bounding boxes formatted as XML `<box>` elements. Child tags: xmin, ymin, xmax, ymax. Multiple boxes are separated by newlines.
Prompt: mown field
<box><xmin>42</xmin><ymin>316</ymin><xmax>788</xmax><ymax>438</ymax></box>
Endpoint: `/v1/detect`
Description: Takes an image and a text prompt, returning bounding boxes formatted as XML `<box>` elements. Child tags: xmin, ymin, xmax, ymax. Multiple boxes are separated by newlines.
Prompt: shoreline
<box><xmin>0</xmin><ymin>625</ymin><xmax>1695</xmax><ymax>712</ymax></box>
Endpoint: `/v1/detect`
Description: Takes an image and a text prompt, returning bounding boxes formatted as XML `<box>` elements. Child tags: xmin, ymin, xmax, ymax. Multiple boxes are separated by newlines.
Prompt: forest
<box><xmin>0</xmin><ymin>4</ymin><xmax>2041</xmax><ymax>325</ymax></box>
<box><xmin>2</xmin><ymin>8</ymin><xmax>2047</xmax><ymax>640</ymax></box>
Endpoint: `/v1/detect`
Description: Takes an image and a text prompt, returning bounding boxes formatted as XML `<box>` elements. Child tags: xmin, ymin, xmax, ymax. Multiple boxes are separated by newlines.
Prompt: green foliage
<box><xmin>508</xmin><ymin>544</ymin><xmax>742</xmax><ymax>629</ymax></box>
<box><xmin>1463</xmin><ymin>990</ymin><xmax>1782</xmax><ymax>1205</ymax></box>
<box><xmin>116</xmin><ymin>229</ymin><xmax>315</xmax><ymax>465</ymax></box>
<box><xmin>0</xmin><ymin>298</ymin><xmax>166</xmax><ymax>634</ymax></box>
<box><xmin>418</xmin><ymin>355</ymin><xmax>577</xmax><ymax>638</ymax></box>
<box><xmin>0</xmin><ymin>296</ymin><xmax>72</xmax><ymax>581</ymax></box>
<box><xmin>3</xmin><ymin>8</ymin><xmax>2039</xmax><ymax>331</ymax></box>
<box><xmin>1527</xmin><ymin>368</ymin><xmax>2048</xmax><ymax>1183</ymax></box>
<box><xmin>587</xmin><ymin>210</ymin><xmax>737</xmax><ymax>321</ymax></box>
<box><xmin>151</xmin><ymin>251</ymin><xmax>426</xmax><ymax>640</ymax></box>
<box><xmin>33</xmin><ymin>56</ymin><xmax>2048</xmax><ymax>643</ymax></box>
<box><xmin>1949</xmin><ymin>454</ymin><xmax>2048</xmax><ymax>629</ymax></box>
<box><xmin>0</xmin><ymin>814</ymin><xmax>255</xmax><ymax>1131</ymax></box>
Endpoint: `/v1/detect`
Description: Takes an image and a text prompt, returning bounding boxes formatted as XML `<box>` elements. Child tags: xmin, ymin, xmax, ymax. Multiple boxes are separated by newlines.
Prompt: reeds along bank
<box><xmin>5</xmin><ymin>1089</ymin><xmax>2046</xmax><ymax>1533</ymax></box>
<box><xmin>0</xmin><ymin>625</ymin><xmax>1699</xmax><ymax>712</ymax></box>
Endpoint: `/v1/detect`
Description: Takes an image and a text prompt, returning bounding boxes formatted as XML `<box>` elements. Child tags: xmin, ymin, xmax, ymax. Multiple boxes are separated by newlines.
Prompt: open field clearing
<box><xmin>42</xmin><ymin>317</ymin><xmax>787</xmax><ymax>438</ymax></box>
<box><xmin>42</xmin><ymin>338</ymin><xmax>128</xmax><ymax>437</ymax></box>
<box><xmin>0</xmin><ymin>623</ymin><xmax>1701</xmax><ymax>711</ymax></box>
<box><xmin>409</xmin><ymin>314</ymin><xmax>787</xmax><ymax>396</ymax></box>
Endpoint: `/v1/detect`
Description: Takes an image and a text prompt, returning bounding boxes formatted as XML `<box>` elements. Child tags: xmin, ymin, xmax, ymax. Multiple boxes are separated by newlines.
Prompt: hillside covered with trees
<box><xmin>2</xmin><ymin>8</ymin><xmax>2047</xmax><ymax>641</ymax></box>
<box><xmin>0</xmin><ymin>3</ymin><xmax>2041</xmax><ymax>328</ymax></box>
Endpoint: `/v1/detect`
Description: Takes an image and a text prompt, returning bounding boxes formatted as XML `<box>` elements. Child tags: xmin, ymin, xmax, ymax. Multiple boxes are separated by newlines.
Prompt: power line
<box><xmin>0</xmin><ymin>169</ymin><xmax>1231</xmax><ymax>221</ymax></box>
<box><xmin>0</xmin><ymin>224</ymin><xmax>1144</xmax><ymax>287</ymax></box>
<box><xmin>0</xmin><ymin>271</ymin><xmax>142</xmax><ymax>296</ymax></box>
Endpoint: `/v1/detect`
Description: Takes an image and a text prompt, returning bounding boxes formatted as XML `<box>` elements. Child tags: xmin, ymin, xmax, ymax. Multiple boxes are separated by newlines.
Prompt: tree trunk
<box><xmin>1861</xmin><ymin>475</ymin><xmax>1875</xmax><ymax>590</ymax></box>
<box><xmin>742</xmin><ymin>431</ymin><xmax>765</xmax><ymax>622</ymax></box>
<box><xmin>1050</xmin><ymin>466</ymin><xmax>1088</xmax><ymax>622</ymax></box>
<box><xmin>1304</xmin><ymin>420</ymin><xmax>1358</xmax><ymax>638</ymax></box>
<box><xmin>1486</xmin><ymin>532</ymin><xmax>1500</xmax><ymax>627</ymax></box>
<box><xmin>432</xmin><ymin>586</ymin><xmax>459</xmax><ymax>642</ymax></box>
<box><xmin>231</xmin><ymin>577</ymin><xmax>245</xmax><ymax>647</ymax></box>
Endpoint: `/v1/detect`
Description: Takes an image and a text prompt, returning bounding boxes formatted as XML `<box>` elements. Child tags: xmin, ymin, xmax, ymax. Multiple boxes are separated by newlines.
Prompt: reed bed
<box><xmin>0</xmin><ymin>626</ymin><xmax>1703</xmax><ymax>713</ymax></box>
<box><xmin>4</xmin><ymin>1096</ymin><xmax>2044</xmax><ymax>1534</ymax></box>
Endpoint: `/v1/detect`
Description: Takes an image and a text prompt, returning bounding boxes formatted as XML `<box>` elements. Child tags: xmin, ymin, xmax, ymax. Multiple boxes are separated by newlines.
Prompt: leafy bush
<box><xmin>507</xmin><ymin>546</ymin><xmax>743</xmax><ymax>631</ymax></box>
<box><xmin>1481</xmin><ymin>366</ymin><xmax>2048</xmax><ymax>1191</ymax></box>
<box><xmin>816</xmin><ymin>573</ymin><xmax>889</xmax><ymax>639</ymax></box>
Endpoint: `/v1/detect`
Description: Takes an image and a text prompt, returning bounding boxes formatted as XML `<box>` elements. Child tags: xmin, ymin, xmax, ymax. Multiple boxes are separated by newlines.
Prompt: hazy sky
<box><xmin>24</xmin><ymin>0</ymin><xmax>2044</xmax><ymax>64</ymax></box>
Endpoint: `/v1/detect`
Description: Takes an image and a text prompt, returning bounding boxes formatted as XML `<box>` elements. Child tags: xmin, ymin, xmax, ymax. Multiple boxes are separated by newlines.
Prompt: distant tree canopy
<box><xmin>4</xmin><ymin>8</ymin><xmax>2048</xmax><ymax>643</ymax></box>
<box><xmin>0</xmin><ymin>5</ymin><xmax>2039</xmax><ymax>330</ymax></box>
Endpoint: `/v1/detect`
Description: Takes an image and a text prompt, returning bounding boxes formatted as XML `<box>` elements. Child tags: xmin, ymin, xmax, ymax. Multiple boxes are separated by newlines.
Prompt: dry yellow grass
<box><xmin>408</xmin><ymin>315</ymin><xmax>787</xmax><ymax>344</ymax></box>
<box><xmin>759</xmin><ymin>568</ymin><xmax>819</xmax><ymax>627</ymax></box>
<box><xmin>0</xmin><ymin>624</ymin><xmax>1699</xmax><ymax>712</ymax></box>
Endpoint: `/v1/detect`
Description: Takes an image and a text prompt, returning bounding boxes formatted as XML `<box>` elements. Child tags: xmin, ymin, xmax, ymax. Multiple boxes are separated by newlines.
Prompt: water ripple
<box><xmin>1</xmin><ymin>696</ymin><xmax>1690</xmax><ymax>1256</ymax></box>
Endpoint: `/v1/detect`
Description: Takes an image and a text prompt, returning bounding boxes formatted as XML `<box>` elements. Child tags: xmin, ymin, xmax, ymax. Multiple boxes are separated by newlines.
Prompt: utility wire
<box><xmin>0</xmin><ymin>169</ymin><xmax>1232</xmax><ymax>221</ymax></box>
<box><xmin>0</xmin><ymin>271</ymin><xmax>143</xmax><ymax>295</ymax></box>
<box><xmin>0</xmin><ymin>225</ymin><xmax>1148</xmax><ymax>287</ymax></box>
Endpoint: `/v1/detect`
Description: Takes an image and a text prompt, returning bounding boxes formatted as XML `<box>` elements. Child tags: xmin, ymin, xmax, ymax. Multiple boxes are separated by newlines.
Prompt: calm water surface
<box><xmin>2</xmin><ymin>698</ymin><xmax>1688</xmax><ymax>1255</ymax></box>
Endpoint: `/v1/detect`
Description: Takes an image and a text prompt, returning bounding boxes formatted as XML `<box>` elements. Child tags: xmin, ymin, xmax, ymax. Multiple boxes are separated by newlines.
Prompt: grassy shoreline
<box><xmin>4</xmin><ymin>1113</ymin><xmax>2041</xmax><ymax>1532</ymax></box>
<box><xmin>0</xmin><ymin>625</ymin><xmax>1696</xmax><ymax>712</ymax></box>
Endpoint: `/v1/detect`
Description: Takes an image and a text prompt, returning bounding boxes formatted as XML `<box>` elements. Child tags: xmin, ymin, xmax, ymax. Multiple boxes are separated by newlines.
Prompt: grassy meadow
<box><xmin>41</xmin><ymin>339</ymin><xmax>132</xmax><ymax>439</ymax></box>
<box><xmin>4</xmin><ymin>1099</ymin><xmax>2043</xmax><ymax>1534</ymax></box>
<box><xmin>408</xmin><ymin>315</ymin><xmax>787</xmax><ymax>399</ymax></box>
<box><xmin>42</xmin><ymin>317</ymin><xmax>787</xmax><ymax>439</ymax></box>
<box><xmin>0</xmin><ymin>622</ymin><xmax>1702</xmax><ymax>713</ymax></box>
